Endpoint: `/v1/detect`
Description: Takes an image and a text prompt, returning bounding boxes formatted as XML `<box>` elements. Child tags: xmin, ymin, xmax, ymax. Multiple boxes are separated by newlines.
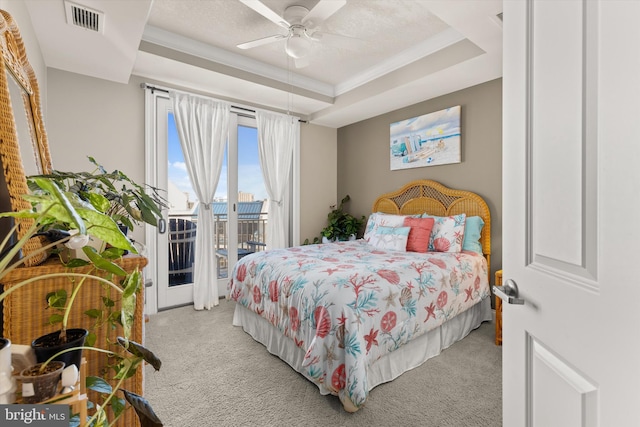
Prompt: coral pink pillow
<box><xmin>403</xmin><ymin>217</ymin><xmax>435</xmax><ymax>253</ymax></box>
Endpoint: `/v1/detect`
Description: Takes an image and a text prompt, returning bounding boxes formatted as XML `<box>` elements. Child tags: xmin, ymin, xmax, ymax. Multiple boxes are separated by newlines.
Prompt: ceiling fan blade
<box><xmin>239</xmin><ymin>0</ymin><xmax>290</xmax><ymax>28</ymax></box>
<box><xmin>237</xmin><ymin>34</ymin><xmax>287</xmax><ymax>50</ymax></box>
<box><xmin>301</xmin><ymin>0</ymin><xmax>346</xmax><ymax>27</ymax></box>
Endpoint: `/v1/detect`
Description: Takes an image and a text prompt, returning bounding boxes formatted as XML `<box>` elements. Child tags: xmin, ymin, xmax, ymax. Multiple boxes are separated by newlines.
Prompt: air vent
<box><xmin>65</xmin><ymin>1</ymin><xmax>105</xmax><ymax>33</ymax></box>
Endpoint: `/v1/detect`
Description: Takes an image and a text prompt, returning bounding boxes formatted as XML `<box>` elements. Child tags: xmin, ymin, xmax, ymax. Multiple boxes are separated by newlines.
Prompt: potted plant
<box><xmin>321</xmin><ymin>195</ymin><xmax>365</xmax><ymax>242</ymax></box>
<box><xmin>15</xmin><ymin>177</ymin><xmax>138</xmax><ymax>371</ymax></box>
<box><xmin>0</xmin><ymin>176</ymin><xmax>163</xmax><ymax>426</ymax></box>
<box><xmin>17</xmin><ymin>360</ymin><xmax>65</xmax><ymax>403</ymax></box>
<box><xmin>29</xmin><ymin>156</ymin><xmax>168</xmax><ymax>234</ymax></box>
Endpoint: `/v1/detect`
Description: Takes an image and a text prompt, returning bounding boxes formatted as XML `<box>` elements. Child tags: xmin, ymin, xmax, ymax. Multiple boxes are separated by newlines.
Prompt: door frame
<box><xmin>143</xmin><ymin>87</ymin><xmax>161</xmax><ymax>315</ymax></box>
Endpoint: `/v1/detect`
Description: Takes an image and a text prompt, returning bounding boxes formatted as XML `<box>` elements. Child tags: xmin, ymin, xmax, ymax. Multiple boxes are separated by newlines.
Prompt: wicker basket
<box><xmin>2</xmin><ymin>255</ymin><xmax>148</xmax><ymax>427</ymax></box>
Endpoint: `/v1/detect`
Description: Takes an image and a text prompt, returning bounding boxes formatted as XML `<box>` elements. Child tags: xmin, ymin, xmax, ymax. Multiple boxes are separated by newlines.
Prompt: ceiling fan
<box><xmin>237</xmin><ymin>0</ymin><xmax>347</xmax><ymax>67</ymax></box>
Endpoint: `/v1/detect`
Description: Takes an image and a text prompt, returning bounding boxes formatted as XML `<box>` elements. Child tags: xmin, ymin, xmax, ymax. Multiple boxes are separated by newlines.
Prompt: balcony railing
<box><xmin>167</xmin><ymin>213</ymin><xmax>268</xmax><ymax>283</ymax></box>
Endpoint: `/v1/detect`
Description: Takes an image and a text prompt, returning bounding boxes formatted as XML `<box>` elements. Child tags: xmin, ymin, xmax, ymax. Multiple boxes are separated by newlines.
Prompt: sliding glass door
<box><xmin>150</xmin><ymin>96</ymin><xmax>195</xmax><ymax>309</ymax></box>
<box><xmin>215</xmin><ymin>115</ymin><xmax>267</xmax><ymax>291</ymax></box>
<box><xmin>146</xmin><ymin>92</ymin><xmax>267</xmax><ymax>310</ymax></box>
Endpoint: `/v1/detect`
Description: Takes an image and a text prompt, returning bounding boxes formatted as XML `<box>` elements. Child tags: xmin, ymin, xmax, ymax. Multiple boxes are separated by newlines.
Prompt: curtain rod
<box><xmin>140</xmin><ymin>83</ymin><xmax>306</xmax><ymax>123</ymax></box>
<box><xmin>140</xmin><ymin>83</ymin><xmax>169</xmax><ymax>94</ymax></box>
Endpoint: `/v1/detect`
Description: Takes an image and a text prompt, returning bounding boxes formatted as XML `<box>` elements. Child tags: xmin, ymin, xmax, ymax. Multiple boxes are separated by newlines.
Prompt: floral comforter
<box><xmin>228</xmin><ymin>240</ymin><xmax>490</xmax><ymax>408</ymax></box>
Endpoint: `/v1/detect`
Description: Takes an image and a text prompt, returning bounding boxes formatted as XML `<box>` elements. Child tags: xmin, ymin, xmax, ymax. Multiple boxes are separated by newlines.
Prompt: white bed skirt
<box><xmin>232</xmin><ymin>297</ymin><xmax>492</xmax><ymax>396</ymax></box>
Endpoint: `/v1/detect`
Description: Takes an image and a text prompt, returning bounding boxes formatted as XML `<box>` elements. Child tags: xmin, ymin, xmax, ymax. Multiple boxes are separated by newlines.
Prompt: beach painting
<box><xmin>390</xmin><ymin>105</ymin><xmax>461</xmax><ymax>170</ymax></box>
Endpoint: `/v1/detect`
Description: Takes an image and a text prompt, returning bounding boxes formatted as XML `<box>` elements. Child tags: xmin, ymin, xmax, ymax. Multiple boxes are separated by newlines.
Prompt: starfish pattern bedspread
<box><xmin>228</xmin><ymin>240</ymin><xmax>490</xmax><ymax>408</ymax></box>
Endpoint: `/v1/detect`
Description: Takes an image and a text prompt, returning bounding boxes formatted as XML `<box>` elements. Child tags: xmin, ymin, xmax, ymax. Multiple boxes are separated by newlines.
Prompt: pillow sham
<box><xmin>403</xmin><ymin>216</ymin><xmax>435</xmax><ymax>253</ymax></box>
<box><xmin>462</xmin><ymin>216</ymin><xmax>485</xmax><ymax>254</ymax></box>
<box><xmin>368</xmin><ymin>226</ymin><xmax>410</xmax><ymax>251</ymax></box>
<box><xmin>426</xmin><ymin>213</ymin><xmax>466</xmax><ymax>252</ymax></box>
<box><xmin>363</xmin><ymin>212</ymin><xmax>379</xmax><ymax>241</ymax></box>
<box><xmin>364</xmin><ymin>212</ymin><xmax>414</xmax><ymax>242</ymax></box>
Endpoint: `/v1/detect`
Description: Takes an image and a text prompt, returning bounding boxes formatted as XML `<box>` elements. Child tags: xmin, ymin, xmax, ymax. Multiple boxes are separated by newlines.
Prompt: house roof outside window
<box><xmin>191</xmin><ymin>201</ymin><xmax>265</xmax><ymax>220</ymax></box>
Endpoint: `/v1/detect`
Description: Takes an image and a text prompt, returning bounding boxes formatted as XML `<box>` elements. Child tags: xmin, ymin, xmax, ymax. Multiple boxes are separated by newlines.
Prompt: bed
<box><xmin>227</xmin><ymin>180</ymin><xmax>492</xmax><ymax>412</ymax></box>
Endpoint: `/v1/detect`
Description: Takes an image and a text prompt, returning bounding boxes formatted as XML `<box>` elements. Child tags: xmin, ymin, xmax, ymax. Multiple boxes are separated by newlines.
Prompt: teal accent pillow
<box><xmin>369</xmin><ymin>226</ymin><xmax>410</xmax><ymax>251</ymax></box>
<box><xmin>462</xmin><ymin>216</ymin><xmax>485</xmax><ymax>254</ymax></box>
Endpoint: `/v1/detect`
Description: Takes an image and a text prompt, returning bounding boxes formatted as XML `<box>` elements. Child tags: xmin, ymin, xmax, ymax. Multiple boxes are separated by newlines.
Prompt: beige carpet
<box><xmin>144</xmin><ymin>300</ymin><xmax>502</xmax><ymax>427</ymax></box>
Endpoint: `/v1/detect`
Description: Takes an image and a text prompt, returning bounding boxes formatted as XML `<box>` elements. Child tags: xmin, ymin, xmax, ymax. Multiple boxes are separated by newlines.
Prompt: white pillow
<box><xmin>368</xmin><ymin>226</ymin><xmax>410</xmax><ymax>251</ymax></box>
<box><xmin>364</xmin><ymin>212</ymin><xmax>413</xmax><ymax>242</ymax></box>
<box><xmin>425</xmin><ymin>213</ymin><xmax>466</xmax><ymax>252</ymax></box>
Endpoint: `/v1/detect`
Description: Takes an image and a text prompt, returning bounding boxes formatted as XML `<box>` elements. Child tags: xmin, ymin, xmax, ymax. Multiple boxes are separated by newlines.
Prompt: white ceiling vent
<box><xmin>65</xmin><ymin>1</ymin><xmax>105</xmax><ymax>34</ymax></box>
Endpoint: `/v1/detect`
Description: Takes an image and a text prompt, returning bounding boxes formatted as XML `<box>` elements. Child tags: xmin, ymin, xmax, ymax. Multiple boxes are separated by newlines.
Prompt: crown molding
<box><xmin>142</xmin><ymin>25</ymin><xmax>335</xmax><ymax>97</ymax></box>
<box><xmin>335</xmin><ymin>28</ymin><xmax>466</xmax><ymax>96</ymax></box>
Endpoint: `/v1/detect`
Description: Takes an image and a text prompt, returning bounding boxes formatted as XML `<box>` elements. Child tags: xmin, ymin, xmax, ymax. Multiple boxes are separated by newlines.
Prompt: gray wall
<box><xmin>299</xmin><ymin>123</ymin><xmax>337</xmax><ymax>244</ymax></box>
<box><xmin>337</xmin><ymin>78</ymin><xmax>503</xmax><ymax>281</ymax></box>
<box><xmin>46</xmin><ymin>70</ymin><xmax>149</xmax><ymax>244</ymax></box>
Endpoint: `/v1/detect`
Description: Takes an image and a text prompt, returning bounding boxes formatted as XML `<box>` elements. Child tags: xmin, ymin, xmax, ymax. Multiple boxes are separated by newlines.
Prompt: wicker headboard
<box><xmin>371</xmin><ymin>180</ymin><xmax>491</xmax><ymax>270</ymax></box>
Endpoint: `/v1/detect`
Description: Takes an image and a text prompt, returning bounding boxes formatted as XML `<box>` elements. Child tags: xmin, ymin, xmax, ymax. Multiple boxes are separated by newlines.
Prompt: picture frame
<box><xmin>390</xmin><ymin>105</ymin><xmax>461</xmax><ymax>171</ymax></box>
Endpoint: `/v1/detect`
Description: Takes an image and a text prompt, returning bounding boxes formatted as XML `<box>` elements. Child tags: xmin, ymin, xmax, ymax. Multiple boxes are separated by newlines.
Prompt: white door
<box><xmin>501</xmin><ymin>1</ymin><xmax>640</xmax><ymax>426</ymax></box>
<box><xmin>150</xmin><ymin>95</ymin><xmax>194</xmax><ymax>309</ymax></box>
<box><xmin>145</xmin><ymin>91</ymin><xmax>268</xmax><ymax>310</ymax></box>
<box><xmin>215</xmin><ymin>114</ymin><xmax>267</xmax><ymax>297</ymax></box>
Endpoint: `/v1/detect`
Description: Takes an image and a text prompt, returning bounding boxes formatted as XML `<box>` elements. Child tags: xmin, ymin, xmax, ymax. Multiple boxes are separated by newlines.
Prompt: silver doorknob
<box><xmin>493</xmin><ymin>279</ymin><xmax>525</xmax><ymax>305</ymax></box>
<box><xmin>158</xmin><ymin>218</ymin><xmax>167</xmax><ymax>234</ymax></box>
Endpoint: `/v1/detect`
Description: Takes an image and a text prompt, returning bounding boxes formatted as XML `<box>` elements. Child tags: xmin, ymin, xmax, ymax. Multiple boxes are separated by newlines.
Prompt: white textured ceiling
<box><xmin>147</xmin><ymin>0</ymin><xmax>453</xmax><ymax>87</ymax></box>
<box><xmin>23</xmin><ymin>0</ymin><xmax>503</xmax><ymax>128</ymax></box>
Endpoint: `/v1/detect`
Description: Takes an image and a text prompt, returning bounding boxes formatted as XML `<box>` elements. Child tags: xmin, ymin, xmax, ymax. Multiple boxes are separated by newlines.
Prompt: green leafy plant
<box><xmin>7</xmin><ymin>177</ymin><xmax>137</xmax><ymax>342</ymax></box>
<box><xmin>320</xmin><ymin>195</ymin><xmax>365</xmax><ymax>242</ymax></box>
<box><xmin>302</xmin><ymin>237</ymin><xmax>321</xmax><ymax>245</ymax></box>
<box><xmin>29</xmin><ymin>157</ymin><xmax>168</xmax><ymax>232</ymax></box>
<box><xmin>0</xmin><ymin>176</ymin><xmax>163</xmax><ymax>426</ymax></box>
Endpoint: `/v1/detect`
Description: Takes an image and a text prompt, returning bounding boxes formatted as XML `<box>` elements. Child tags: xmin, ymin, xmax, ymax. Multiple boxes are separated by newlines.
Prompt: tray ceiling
<box><xmin>24</xmin><ymin>0</ymin><xmax>503</xmax><ymax>128</ymax></box>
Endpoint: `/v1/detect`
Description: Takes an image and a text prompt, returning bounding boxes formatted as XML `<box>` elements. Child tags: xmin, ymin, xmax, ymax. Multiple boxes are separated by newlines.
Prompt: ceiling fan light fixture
<box><xmin>285</xmin><ymin>35</ymin><xmax>311</xmax><ymax>58</ymax></box>
<box><xmin>285</xmin><ymin>26</ymin><xmax>311</xmax><ymax>59</ymax></box>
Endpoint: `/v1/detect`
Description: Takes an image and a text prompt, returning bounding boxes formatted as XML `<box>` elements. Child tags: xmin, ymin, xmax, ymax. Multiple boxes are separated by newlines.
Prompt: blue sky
<box><xmin>167</xmin><ymin>114</ymin><xmax>268</xmax><ymax>203</ymax></box>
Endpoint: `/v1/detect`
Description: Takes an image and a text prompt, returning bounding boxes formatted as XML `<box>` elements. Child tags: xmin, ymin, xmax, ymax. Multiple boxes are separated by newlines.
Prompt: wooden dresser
<box><xmin>495</xmin><ymin>269</ymin><xmax>502</xmax><ymax>346</ymax></box>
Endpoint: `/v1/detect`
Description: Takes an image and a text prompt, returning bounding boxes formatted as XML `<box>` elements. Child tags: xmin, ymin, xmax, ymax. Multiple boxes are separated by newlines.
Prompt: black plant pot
<box><xmin>31</xmin><ymin>328</ymin><xmax>88</xmax><ymax>371</ymax></box>
<box><xmin>113</xmin><ymin>224</ymin><xmax>130</xmax><ymax>255</ymax></box>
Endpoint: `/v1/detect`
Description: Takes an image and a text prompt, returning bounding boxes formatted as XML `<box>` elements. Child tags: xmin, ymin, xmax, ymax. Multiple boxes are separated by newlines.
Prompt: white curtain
<box><xmin>172</xmin><ymin>92</ymin><xmax>230</xmax><ymax>310</ymax></box>
<box><xmin>256</xmin><ymin>110</ymin><xmax>299</xmax><ymax>249</ymax></box>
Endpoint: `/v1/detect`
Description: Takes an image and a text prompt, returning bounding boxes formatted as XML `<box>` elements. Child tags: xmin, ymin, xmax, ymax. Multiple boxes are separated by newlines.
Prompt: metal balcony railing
<box><xmin>167</xmin><ymin>213</ymin><xmax>268</xmax><ymax>283</ymax></box>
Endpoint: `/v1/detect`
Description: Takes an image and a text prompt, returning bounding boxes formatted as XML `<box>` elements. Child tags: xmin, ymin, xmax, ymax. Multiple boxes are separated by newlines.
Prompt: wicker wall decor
<box><xmin>0</xmin><ymin>10</ymin><xmax>53</xmax><ymax>265</ymax></box>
